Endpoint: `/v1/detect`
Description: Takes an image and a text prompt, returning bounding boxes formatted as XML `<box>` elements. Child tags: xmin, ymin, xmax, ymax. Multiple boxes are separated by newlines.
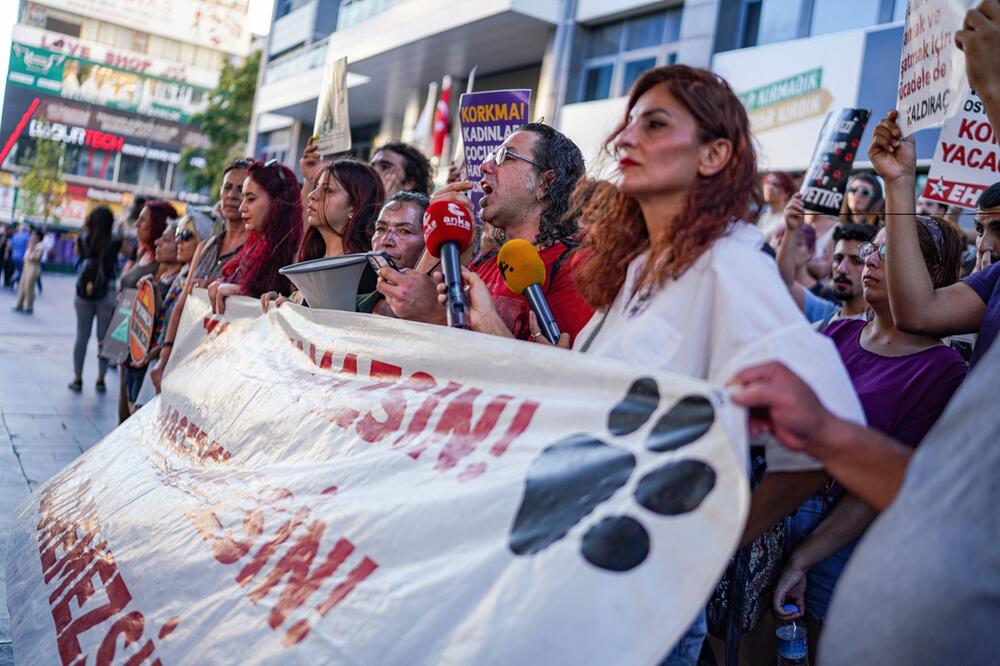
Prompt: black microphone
<box><xmin>423</xmin><ymin>200</ymin><xmax>476</xmax><ymax>329</ymax></box>
<box><xmin>497</xmin><ymin>239</ymin><xmax>560</xmax><ymax>344</ymax></box>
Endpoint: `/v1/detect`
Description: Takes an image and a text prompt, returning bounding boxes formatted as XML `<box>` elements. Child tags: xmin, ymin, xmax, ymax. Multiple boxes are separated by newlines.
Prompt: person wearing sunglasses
<box><xmin>208</xmin><ymin>159</ymin><xmax>303</xmax><ymax>315</ymax></box>
<box><xmin>772</xmin><ymin>215</ymin><xmax>967</xmax><ymax>658</ymax></box>
<box><xmin>377</xmin><ymin>123</ymin><xmax>594</xmax><ymax>344</ymax></box>
<box><xmin>840</xmin><ymin>172</ymin><xmax>884</xmax><ymax>226</ymax></box>
<box><xmin>870</xmin><ymin>111</ymin><xmax>1000</xmax><ymax>370</ymax></box>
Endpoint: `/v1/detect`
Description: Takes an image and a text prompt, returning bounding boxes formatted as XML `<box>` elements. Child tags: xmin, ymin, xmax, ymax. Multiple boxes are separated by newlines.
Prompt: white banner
<box><xmin>895</xmin><ymin>0</ymin><xmax>976</xmax><ymax>135</ymax></box>
<box><xmin>923</xmin><ymin>87</ymin><xmax>1000</xmax><ymax>209</ymax></box>
<box><xmin>7</xmin><ymin>291</ymin><xmax>749</xmax><ymax>665</ymax></box>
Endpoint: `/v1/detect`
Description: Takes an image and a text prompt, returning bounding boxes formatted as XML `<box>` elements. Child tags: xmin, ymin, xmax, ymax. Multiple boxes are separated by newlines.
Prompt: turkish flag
<box><xmin>432</xmin><ymin>76</ymin><xmax>452</xmax><ymax>159</ymax></box>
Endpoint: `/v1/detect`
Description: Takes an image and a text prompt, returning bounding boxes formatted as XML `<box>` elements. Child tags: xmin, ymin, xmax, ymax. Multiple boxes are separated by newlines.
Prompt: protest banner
<box><xmin>800</xmin><ymin>108</ymin><xmax>871</xmax><ymax>215</ymax></box>
<box><xmin>314</xmin><ymin>55</ymin><xmax>351</xmax><ymax>157</ymax></box>
<box><xmin>460</xmin><ymin>89</ymin><xmax>531</xmax><ymax>221</ymax></box>
<box><xmin>895</xmin><ymin>0</ymin><xmax>976</xmax><ymax>135</ymax></box>
<box><xmin>923</xmin><ymin>87</ymin><xmax>1000</xmax><ymax>209</ymax></box>
<box><xmin>98</xmin><ymin>287</ymin><xmax>136</xmax><ymax>364</ymax></box>
<box><xmin>8</xmin><ymin>290</ymin><xmax>750</xmax><ymax>665</ymax></box>
<box><xmin>127</xmin><ymin>279</ymin><xmax>157</xmax><ymax>365</ymax></box>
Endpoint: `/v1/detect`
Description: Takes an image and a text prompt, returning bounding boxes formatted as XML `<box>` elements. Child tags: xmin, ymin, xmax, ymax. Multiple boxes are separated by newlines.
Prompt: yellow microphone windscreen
<box><xmin>497</xmin><ymin>239</ymin><xmax>546</xmax><ymax>295</ymax></box>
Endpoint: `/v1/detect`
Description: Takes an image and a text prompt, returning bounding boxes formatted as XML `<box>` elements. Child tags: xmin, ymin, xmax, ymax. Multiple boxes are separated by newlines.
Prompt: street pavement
<box><xmin>0</xmin><ymin>273</ymin><xmax>120</xmax><ymax>665</ymax></box>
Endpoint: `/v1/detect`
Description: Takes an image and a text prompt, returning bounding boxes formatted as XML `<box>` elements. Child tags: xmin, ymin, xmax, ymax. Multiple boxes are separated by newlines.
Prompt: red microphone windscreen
<box><xmin>423</xmin><ymin>200</ymin><xmax>475</xmax><ymax>258</ymax></box>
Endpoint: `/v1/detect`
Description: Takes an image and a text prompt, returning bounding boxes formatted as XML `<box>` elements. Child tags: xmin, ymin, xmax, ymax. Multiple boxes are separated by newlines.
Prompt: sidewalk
<box><xmin>0</xmin><ymin>273</ymin><xmax>120</xmax><ymax>665</ymax></box>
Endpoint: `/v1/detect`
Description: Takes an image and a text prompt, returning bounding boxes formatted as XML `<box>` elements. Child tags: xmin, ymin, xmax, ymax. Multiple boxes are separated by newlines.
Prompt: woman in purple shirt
<box><xmin>771</xmin><ymin>217</ymin><xmax>967</xmax><ymax>658</ymax></box>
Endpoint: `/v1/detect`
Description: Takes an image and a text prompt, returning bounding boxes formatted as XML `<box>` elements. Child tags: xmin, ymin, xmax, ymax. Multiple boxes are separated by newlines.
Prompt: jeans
<box><xmin>73</xmin><ymin>289</ymin><xmax>116</xmax><ymax>377</ymax></box>
<box><xmin>660</xmin><ymin>609</ymin><xmax>707</xmax><ymax>666</ymax></box>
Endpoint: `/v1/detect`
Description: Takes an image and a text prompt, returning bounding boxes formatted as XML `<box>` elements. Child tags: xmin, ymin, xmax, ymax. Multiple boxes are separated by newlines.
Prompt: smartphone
<box><xmin>367</xmin><ymin>252</ymin><xmax>399</xmax><ymax>272</ymax></box>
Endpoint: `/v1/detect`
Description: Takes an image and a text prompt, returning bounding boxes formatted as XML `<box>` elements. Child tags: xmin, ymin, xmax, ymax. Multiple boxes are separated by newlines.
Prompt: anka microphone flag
<box><xmin>922</xmin><ymin>87</ymin><xmax>998</xmax><ymax>209</ymax></box>
<box><xmin>7</xmin><ymin>290</ymin><xmax>750</xmax><ymax>665</ymax></box>
<box><xmin>799</xmin><ymin>108</ymin><xmax>871</xmax><ymax>216</ymax></box>
<box><xmin>895</xmin><ymin>0</ymin><xmax>977</xmax><ymax>135</ymax></box>
<box><xmin>432</xmin><ymin>75</ymin><xmax>452</xmax><ymax>159</ymax></box>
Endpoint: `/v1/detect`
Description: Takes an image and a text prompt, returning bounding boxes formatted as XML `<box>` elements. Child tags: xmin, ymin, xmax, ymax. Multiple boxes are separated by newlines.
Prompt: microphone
<box><xmin>423</xmin><ymin>200</ymin><xmax>476</xmax><ymax>329</ymax></box>
<box><xmin>497</xmin><ymin>239</ymin><xmax>560</xmax><ymax>344</ymax></box>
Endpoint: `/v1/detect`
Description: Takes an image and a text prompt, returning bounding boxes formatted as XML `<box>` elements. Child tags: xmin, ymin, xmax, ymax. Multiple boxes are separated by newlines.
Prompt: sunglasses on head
<box><xmin>264</xmin><ymin>158</ymin><xmax>288</xmax><ymax>187</ymax></box>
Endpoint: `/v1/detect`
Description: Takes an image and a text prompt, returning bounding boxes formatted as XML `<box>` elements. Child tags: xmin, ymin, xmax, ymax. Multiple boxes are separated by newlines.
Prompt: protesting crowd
<box><xmin>45</xmin><ymin>2</ymin><xmax>1000</xmax><ymax>664</ymax></box>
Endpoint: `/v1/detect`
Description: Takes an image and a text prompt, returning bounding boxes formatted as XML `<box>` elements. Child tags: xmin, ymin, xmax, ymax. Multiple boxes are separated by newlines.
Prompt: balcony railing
<box><xmin>337</xmin><ymin>0</ymin><xmax>402</xmax><ymax>31</ymax></box>
<box><xmin>264</xmin><ymin>37</ymin><xmax>330</xmax><ymax>85</ymax></box>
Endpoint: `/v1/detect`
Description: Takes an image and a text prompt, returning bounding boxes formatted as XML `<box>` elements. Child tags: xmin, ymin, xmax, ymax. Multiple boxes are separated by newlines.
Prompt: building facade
<box><xmin>0</xmin><ymin>0</ymin><xmax>252</xmax><ymax>265</ymax></box>
<box><xmin>250</xmin><ymin>0</ymin><xmax>931</xmax><ymax>185</ymax></box>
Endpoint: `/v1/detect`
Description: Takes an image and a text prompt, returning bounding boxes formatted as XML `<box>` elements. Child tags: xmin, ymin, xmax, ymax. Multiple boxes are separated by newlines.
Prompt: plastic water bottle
<box><xmin>776</xmin><ymin>605</ymin><xmax>809</xmax><ymax>666</ymax></box>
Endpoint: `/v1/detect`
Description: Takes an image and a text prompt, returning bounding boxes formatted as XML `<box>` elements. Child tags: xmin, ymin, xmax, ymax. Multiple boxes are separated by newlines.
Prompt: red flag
<box><xmin>432</xmin><ymin>76</ymin><xmax>452</xmax><ymax>159</ymax></box>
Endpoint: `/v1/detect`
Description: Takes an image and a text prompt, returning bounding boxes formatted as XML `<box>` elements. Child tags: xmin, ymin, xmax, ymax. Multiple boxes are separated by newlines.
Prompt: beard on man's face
<box><xmin>832</xmin><ymin>275</ymin><xmax>857</xmax><ymax>302</ymax></box>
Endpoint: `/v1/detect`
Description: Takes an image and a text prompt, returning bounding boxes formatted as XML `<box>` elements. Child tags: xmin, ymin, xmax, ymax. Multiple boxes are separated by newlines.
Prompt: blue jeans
<box><xmin>786</xmin><ymin>494</ymin><xmax>859</xmax><ymax>621</ymax></box>
<box><xmin>660</xmin><ymin>609</ymin><xmax>707</xmax><ymax>666</ymax></box>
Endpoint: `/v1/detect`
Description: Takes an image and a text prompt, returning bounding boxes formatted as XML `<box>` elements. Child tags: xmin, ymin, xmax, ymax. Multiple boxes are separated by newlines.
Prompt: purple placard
<box><xmin>459</xmin><ymin>89</ymin><xmax>531</xmax><ymax>222</ymax></box>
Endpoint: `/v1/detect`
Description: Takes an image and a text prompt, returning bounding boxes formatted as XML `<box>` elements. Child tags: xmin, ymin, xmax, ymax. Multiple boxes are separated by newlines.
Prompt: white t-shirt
<box><xmin>574</xmin><ymin>222</ymin><xmax>865</xmax><ymax>472</ymax></box>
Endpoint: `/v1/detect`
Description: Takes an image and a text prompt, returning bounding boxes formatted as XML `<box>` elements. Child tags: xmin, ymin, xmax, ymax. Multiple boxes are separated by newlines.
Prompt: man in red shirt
<box><xmin>377</xmin><ymin>123</ymin><xmax>593</xmax><ymax>343</ymax></box>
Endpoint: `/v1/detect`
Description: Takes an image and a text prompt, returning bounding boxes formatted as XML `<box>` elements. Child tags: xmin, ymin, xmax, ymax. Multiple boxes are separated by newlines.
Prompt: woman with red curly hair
<box><xmin>209</xmin><ymin>160</ymin><xmax>303</xmax><ymax>314</ymax></box>
<box><xmin>567</xmin><ymin>65</ymin><xmax>864</xmax><ymax>665</ymax></box>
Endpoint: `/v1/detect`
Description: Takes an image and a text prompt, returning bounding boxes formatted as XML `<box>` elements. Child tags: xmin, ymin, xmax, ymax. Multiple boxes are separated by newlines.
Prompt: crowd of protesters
<box><xmin>51</xmin><ymin>2</ymin><xmax>1000</xmax><ymax>663</ymax></box>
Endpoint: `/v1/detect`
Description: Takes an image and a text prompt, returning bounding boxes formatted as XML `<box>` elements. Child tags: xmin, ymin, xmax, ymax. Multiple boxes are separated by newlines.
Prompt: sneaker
<box><xmin>95</xmin><ymin>380</ymin><xmax>106</xmax><ymax>393</ymax></box>
<box><xmin>12</xmin><ymin>306</ymin><xmax>23</xmax><ymax>313</ymax></box>
<box><xmin>24</xmin><ymin>308</ymin><xmax>33</xmax><ymax>314</ymax></box>
<box><xmin>68</xmin><ymin>379</ymin><xmax>82</xmax><ymax>392</ymax></box>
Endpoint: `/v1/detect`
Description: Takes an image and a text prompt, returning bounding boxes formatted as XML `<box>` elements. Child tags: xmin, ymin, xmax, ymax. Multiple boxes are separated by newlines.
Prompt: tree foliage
<box><xmin>180</xmin><ymin>50</ymin><xmax>261</xmax><ymax>194</ymax></box>
<box><xmin>18</xmin><ymin>133</ymin><xmax>65</xmax><ymax>224</ymax></box>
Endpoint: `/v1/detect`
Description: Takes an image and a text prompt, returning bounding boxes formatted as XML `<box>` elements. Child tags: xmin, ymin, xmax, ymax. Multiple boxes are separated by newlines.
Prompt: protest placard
<box><xmin>923</xmin><ymin>87</ymin><xmax>1000</xmax><ymax>209</ymax></box>
<box><xmin>460</xmin><ymin>89</ymin><xmax>531</xmax><ymax>221</ymax></box>
<box><xmin>314</xmin><ymin>55</ymin><xmax>351</xmax><ymax>157</ymax></box>
<box><xmin>98</xmin><ymin>288</ymin><xmax>136</xmax><ymax>364</ymax></box>
<box><xmin>8</xmin><ymin>290</ymin><xmax>749</xmax><ymax>665</ymax></box>
<box><xmin>127</xmin><ymin>279</ymin><xmax>156</xmax><ymax>365</ymax></box>
<box><xmin>895</xmin><ymin>0</ymin><xmax>976</xmax><ymax>135</ymax></box>
<box><xmin>800</xmin><ymin>108</ymin><xmax>871</xmax><ymax>215</ymax></box>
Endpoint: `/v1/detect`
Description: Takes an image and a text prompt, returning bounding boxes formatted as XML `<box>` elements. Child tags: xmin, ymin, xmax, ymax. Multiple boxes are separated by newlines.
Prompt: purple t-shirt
<box><xmin>825</xmin><ymin>319</ymin><xmax>967</xmax><ymax>448</ymax></box>
<box><xmin>962</xmin><ymin>261</ymin><xmax>1000</xmax><ymax>368</ymax></box>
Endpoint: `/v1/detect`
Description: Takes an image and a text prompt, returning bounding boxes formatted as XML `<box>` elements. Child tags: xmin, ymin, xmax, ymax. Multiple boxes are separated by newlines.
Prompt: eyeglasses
<box><xmin>858</xmin><ymin>241</ymin><xmax>887</xmax><ymax>261</ymax></box>
<box><xmin>175</xmin><ymin>229</ymin><xmax>195</xmax><ymax>242</ymax></box>
<box><xmin>848</xmin><ymin>187</ymin><xmax>875</xmax><ymax>197</ymax></box>
<box><xmin>483</xmin><ymin>146</ymin><xmax>545</xmax><ymax>170</ymax></box>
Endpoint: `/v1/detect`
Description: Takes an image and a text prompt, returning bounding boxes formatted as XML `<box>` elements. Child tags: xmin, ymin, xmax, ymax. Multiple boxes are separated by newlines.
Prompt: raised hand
<box><xmin>868</xmin><ymin>111</ymin><xmax>916</xmax><ymax>185</ymax></box>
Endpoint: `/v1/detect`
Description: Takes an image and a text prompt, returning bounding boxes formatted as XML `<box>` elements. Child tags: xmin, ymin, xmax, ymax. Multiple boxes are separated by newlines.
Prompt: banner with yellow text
<box><xmin>7</xmin><ymin>291</ymin><xmax>749</xmax><ymax>665</ymax></box>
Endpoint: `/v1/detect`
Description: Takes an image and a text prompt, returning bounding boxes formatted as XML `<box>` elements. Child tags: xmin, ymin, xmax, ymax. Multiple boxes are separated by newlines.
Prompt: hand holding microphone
<box><xmin>423</xmin><ymin>200</ymin><xmax>476</xmax><ymax>329</ymax></box>
<box><xmin>497</xmin><ymin>239</ymin><xmax>564</xmax><ymax>345</ymax></box>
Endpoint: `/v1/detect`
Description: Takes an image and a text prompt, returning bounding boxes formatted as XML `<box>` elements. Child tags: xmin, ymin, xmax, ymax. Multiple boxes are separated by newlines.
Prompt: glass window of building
<box><xmin>578</xmin><ymin>8</ymin><xmax>683</xmax><ymax>102</ymax></box>
<box><xmin>739</xmin><ymin>0</ymin><xmax>907</xmax><ymax>48</ymax></box>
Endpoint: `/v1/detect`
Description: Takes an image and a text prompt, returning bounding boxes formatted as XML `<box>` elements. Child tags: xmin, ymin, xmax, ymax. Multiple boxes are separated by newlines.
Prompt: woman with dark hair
<box><xmin>841</xmin><ymin>171</ymin><xmax>884</xmax><ymax>226</ymax></box>
<box><xmin>261</xmin><ymin>159</ymin><xmax>384</xmax><ymax>311</ymax></box>
<box><xmin>208</xmin><ymin>160</ymin><xmax>302</xmax><ymax>314</ymax></box>
<box><xmin>773</xmin><ymin>215</ymin><xmax>966</xmax><ymax>661</ymax></box>
<box><xmin>544</xmin><ymin>65</ymin><xmax>861</xmax><ymax>664</ymax></box>
<box><xmin>299</xmin><ymin>159</ymin><xmax>384</xmax><ymax>260</ymax></box>
<box><xmin>69</xmin><ymin>206</ymin><xmax>122</xmax><ymax>392</ymax></box>
<box><xmin>758</xmin><ymin>171</ymin><xmax>796</xmax><ymax>245</ymax></box>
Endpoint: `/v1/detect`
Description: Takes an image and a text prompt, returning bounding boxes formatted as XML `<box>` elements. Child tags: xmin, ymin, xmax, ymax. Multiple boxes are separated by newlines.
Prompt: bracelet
<box><xmin>162</xmin><ymin>341</ymin><xmax>174</xmax><ymax>348</ymax></box>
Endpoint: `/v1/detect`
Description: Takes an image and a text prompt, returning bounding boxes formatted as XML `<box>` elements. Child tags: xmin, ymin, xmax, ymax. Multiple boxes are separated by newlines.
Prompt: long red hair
<box><xmin>574</xmin><ymin>66</ymin><xmax>761</xmax><ymax>309</ymax></box>
<box><xmin>222</xmin><ymin>160</ymin><xmax>303</xmax><ymax>297</ymax></box>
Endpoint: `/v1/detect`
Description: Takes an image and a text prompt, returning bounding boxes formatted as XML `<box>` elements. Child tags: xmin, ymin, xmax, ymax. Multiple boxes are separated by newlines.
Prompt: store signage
<box><xmin>28</xmin><ymin>118</ymin><xmax>180</xmax><ymax>163</ymax></box>
<box><xmin>9</xmin><ymin>42</ymin><xmax>211</xmax><ymax>124</ymax></box>
<box><xmin>12</xmin><ymin>24</ymin><xmax>219</xmax><ymax>88</ymax></box>
<box><xmin>28</xmin><ymin>0</ymin><xmax>251</xmax><ymax>55</ymax></box>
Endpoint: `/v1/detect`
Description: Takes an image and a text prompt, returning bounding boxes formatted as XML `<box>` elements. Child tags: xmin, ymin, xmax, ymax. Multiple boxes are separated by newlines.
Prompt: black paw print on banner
<box><xmin>508</xmin><ymin>378</ymin><xmax>717</xmax><ymax>572</ymax></box>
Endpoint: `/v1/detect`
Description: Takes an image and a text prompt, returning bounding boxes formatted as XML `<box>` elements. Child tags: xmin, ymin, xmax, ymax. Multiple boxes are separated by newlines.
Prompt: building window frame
<box><xmin>736</xmin><ymin>0</ymin><xmax>907</xmax><ymax>48</ymax></box>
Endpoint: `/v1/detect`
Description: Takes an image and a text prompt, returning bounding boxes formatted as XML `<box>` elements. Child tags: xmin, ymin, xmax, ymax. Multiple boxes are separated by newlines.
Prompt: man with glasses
<box><xmin>358</xmin><ymin>192</ymin><xmax>430</xmax><ymax>315</ymax></box>
<box><xmin>377</xmin><ymin>123</ymin><xmax>594</xmax><ymax>343</ymax></box>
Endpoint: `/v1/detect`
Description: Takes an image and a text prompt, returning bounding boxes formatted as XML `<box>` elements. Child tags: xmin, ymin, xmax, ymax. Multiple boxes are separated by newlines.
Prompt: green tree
<box><xmin>180</xmin><ymin>50</ymin><xmax>261</xmax><ymax>194</ymax></box>
<box><xmin>17</xmin><ymin>133</ymin><xmax>66</xmax><ymax>225</ymax></box>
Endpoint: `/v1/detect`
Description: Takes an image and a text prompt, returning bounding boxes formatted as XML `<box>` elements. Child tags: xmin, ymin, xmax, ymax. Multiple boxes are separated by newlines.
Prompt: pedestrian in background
<box><xmin>69</xmin><ymin>206</ymin><xmax>121</xmax><ymax>393</ymax></box>
<box><xmin>12</xmin><ymin>228</ymin><xmax>43</xmax><ymax>314</ymax></box>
